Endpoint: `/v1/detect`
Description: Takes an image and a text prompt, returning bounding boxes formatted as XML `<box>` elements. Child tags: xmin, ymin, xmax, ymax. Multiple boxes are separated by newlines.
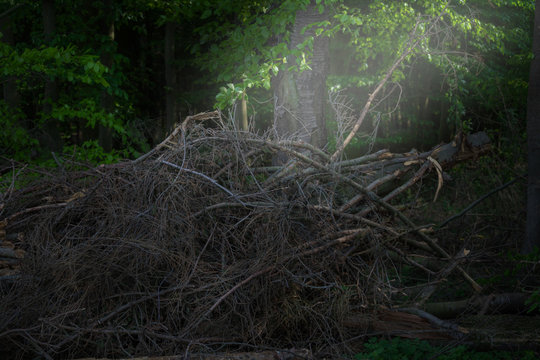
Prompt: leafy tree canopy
<box><xmin>0</xmin><ymin>0</ymin><xmax>534</xmax><ymax>162</ymax></box>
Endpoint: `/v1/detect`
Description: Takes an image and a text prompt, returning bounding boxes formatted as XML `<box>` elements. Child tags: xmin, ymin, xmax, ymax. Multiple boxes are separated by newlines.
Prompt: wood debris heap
<box><xmin>0</xmin><ymin>112</ymin><xmax>494</xmax><ymax>359</ymax></box>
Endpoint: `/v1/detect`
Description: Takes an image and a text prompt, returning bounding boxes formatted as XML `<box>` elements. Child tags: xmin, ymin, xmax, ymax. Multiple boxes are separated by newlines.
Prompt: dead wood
<box><xmin>342</xmin><ymin>308</ymin><xmax>465</xmax><ymax>340</ymax></box>
<box><xmin>75</xmin><ymin>347</ymin><xmax>312</xmax><ymax>360</ymax></box>
<box><xmin>0</xmin><ymin>112</ymin><xmax>493</xmax><ymax>359</ymax></box>
<box><xmin>421</xmin><ymin>293</ymin><xmax>533</xmax><ymax>319</ymax></box>
<box><xmin>457</xmin><ymin>314</ymin><xmax>540</xmax><ymax>350</ymax></box>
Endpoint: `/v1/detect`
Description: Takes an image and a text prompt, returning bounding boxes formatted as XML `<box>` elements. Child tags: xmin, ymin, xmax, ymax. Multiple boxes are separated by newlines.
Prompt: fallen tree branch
<box><xmin>133</xmin><ymin>110</ymin><xmax>220</xmax><ymax>164</ymax></box>
<box><xmin>396</xmin><ymin>307</ymin><xmax>468</xmax><ymax>336</ymax></box>
<box><xmin>421</xmin><ymin>293</ymin><xmax>531</xmax><ymax>319</ymax></box>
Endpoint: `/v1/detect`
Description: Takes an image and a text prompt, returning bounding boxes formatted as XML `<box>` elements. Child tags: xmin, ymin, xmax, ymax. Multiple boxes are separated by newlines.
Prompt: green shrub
<box><xmin>355</xmin><ymin>337</ymin><xmax>537</xmax><ymax>360</ymax></box>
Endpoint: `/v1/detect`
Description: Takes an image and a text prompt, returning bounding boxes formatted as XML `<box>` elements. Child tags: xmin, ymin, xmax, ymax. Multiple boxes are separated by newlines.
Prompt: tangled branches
<box><xmin>0</xmin><ymin>112</ymin><xmax>488</xmax><ymax>359</ymax></box>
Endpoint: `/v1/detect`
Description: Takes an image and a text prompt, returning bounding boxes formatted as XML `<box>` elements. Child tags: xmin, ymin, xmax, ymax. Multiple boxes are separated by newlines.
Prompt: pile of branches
<box><xmin>0</xmin><ymin>112</ymin><xmax>489</xmax><ymax>359</ymax></box>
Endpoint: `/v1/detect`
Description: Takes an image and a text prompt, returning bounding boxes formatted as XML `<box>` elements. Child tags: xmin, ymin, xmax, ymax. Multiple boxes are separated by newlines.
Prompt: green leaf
<box><xmin>201</xmin><ymin>9</ymin><xmax>212</xmax><ymax>19</ymax></box>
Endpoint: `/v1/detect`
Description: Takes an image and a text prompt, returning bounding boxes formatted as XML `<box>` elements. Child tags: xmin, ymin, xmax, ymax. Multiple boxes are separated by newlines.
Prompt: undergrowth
<box><xmin>355</xmin><ymin>338</ymin><xmax>538</xmax><ymax>360</ymax></box>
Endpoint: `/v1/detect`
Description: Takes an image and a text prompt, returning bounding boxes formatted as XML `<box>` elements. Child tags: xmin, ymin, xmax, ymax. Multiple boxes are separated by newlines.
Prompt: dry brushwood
<box><xmin>0</xmin><ymin>112</ymin><xmax>490</xmax><ymax>359</ymax></box>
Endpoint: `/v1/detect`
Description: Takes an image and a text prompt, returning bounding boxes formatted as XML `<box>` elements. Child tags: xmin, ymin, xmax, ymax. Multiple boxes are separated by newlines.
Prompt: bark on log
<box><xmin>422</xmin><ymin>293</ymin><xmax>532</xmax><ymax>319</ymax></box>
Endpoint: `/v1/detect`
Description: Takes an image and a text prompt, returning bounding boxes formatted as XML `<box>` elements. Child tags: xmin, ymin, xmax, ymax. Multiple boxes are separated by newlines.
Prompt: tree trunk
<box><xmin>41</xmin><ymin>0</ymin><xmax>62</xmax><ymax>152</ymax></box>
<box><xmin>164</xmin><ymin>21</ymin><xmax>177</xmax><ymax>137</ymax></box>
<box><xmin>523</xmin><ymin>0</ymin><xmax>540</xmax><ymax>254</ymax></box>
<box><xmin>273</xmin><ymin>1</ymin><xmax>328</xmax><ymax>159</ymax></box>
<box><xmin>241</xmin><ymin>91</ymin><xmax>248</xmax><ymax>131</ymax></box>
<box><xmin>99</xmin><ymin>0</ymin><xmax>114</xmax><ymax>152</ymax></box>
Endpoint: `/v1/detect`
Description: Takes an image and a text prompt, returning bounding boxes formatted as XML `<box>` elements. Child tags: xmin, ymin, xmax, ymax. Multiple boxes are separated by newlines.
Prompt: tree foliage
<box><xmin>0</xmin><ymin>0</ymin><xmax>534</xmax><ymax>162</ymax></box>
